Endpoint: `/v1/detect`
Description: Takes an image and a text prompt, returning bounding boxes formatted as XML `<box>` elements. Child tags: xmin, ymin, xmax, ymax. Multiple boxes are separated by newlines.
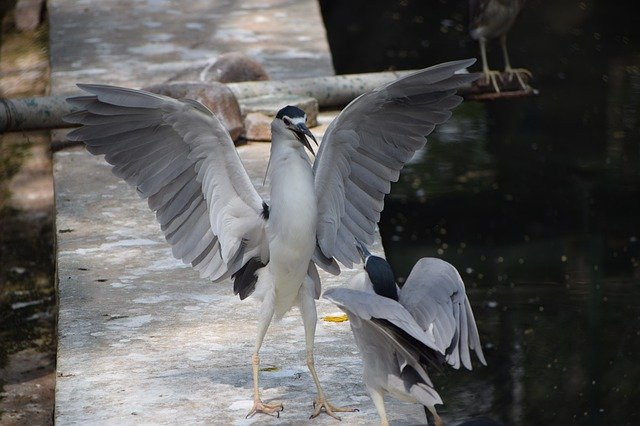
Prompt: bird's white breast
<box><xmin>266</xmin><ymin>143</ymin><xmax>317</xmax><ymax>313</ymax></box>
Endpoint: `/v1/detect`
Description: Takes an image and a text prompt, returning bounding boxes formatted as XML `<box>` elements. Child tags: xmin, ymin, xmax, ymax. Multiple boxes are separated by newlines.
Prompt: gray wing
<box><xmin>323</xmin><ymin>285</ymin><xmax>441</xmax><ymax>353</ymax></box>
<box><xmin>323</xmin><ymin>285</ymin><xmax>443</xmax><ymax>406</ymax></box>
<box><xmin>65</xmin><ymin>84</ymin><xmax>268</xmax><ymax>282</ymax></box>
<box><xmin>313</xmin><ymin>59</ymin><xmax>479</xmax><ymax>267</ymax></box>
<box><xmin>399</xmin><ymin>258</ymin><xmax>486</xmax><ymax>370</ymax></box>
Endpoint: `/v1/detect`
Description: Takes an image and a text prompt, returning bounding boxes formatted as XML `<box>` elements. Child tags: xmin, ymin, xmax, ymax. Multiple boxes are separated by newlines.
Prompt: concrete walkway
<box><xmin>51</xmin><ymin>0</ymin><xmax>429</xmax><ymax>424</ymax></box>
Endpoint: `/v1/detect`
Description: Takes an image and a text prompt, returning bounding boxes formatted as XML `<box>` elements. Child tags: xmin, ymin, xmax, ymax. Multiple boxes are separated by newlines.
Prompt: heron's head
<box><xmin>356</xmin><ymin>241</ymin><xmax>398</xmax><ymax>301</ymax></box>
<box><xmin>275</xmin><ymin>105</ymin><xmax>317</xmax><ymax>155</ymax></box>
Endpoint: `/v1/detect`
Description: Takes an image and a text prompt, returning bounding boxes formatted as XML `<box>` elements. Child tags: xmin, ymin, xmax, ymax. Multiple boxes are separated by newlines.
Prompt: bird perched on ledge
<box><xmin>64</xmin><ymin>59</ymin><xmax>477</xmax><ymax>420</ymax></box>
<box><xmin>324</xmin><ymin>244</ymin><xmax>486</xmax><ymax>426</ymax></box>
<box><xmin>469</xmin><ymin>0</ymin><xmax>531</xmax><ymax>92</ymax></box>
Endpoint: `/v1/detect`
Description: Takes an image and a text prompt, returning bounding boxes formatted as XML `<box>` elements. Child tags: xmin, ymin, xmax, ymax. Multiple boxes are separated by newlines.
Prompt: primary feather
<box><xmin>313</xmin><ymin>59</ymin><xmax>479</xmax><ymax>267</ymax></box>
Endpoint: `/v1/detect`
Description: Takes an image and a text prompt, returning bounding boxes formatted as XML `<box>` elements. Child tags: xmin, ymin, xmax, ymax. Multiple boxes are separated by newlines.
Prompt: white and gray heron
<box><xmin>469</xmin><ymin>0</ymin><xmax>531</xmax><ymax>92</ymax></box>
<box><xmin>64</xmin><ymin>58</ymin><xmax>478</xmax><ymax>419</ymax></box>
<box><xmin>324</xmin><ymin>243</ymin><xmax>486</xmax><ymax>426</ymax></box>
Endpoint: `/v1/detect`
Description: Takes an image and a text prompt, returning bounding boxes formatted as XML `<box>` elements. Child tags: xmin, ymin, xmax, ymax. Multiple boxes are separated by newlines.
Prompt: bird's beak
<box><xmin>294</xmin><ymin>123</ymin><xmax>318</xmax><ymax>156</ymax></box>
<box><xmin>355</xmin><ymin>240</ymin><xmax>371</xmax><ymax>263</ymax></box>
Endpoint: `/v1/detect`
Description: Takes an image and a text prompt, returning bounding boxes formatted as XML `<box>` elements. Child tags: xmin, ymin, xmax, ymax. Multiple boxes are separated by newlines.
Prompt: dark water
<box><xmin>320</xmin><ymin>0</ymin><xmax>639</xmax><ymax>424</ymax></box>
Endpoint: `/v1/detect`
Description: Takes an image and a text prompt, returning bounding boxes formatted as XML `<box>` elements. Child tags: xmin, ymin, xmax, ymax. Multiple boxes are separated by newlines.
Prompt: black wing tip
<box><xmin>232</xmin><ymin>257</ymin><xmax>266</xmax><ymax>300</ymax></box>
<box><xmin>261</xmin><ymin>202</ymin><xmax>270</xmax><ymax>220</ymax></box>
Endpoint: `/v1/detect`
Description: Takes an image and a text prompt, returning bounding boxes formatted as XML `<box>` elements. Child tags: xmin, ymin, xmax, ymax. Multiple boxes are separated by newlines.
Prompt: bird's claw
<box><xmin>310</xmin><ymin>398</ymin><xmax>358</xmax><ymax>420</ymax></box>
<box><xmin>504</xmin><ymin>67</ymin><xmax>533</xmax><ymax>90</ymax></box>
<box><xmin>481</xmin><ymin>70</ymin><xmax>503</xmax><ymax>93</ymax></box>
<box><xmin>246</xmin><ymin>400</ymin><xmax>284</xmax><ymax>418</ymax></box>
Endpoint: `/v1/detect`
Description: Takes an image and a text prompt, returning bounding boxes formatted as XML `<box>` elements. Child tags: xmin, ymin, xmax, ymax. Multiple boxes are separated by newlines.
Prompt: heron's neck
<box><xmin>267</xmin><ymin>138</ymin><xmax>316</xmax><ymax>231</ymax></box>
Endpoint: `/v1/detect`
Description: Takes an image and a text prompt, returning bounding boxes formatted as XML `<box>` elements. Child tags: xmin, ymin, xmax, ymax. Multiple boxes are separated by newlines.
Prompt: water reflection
<box><xmin>379</xmin><ymin>69</ymin><xmax>640</xmax><ymax>426</ymax></box>
<box><xmin>319</xmin><ymin>0</ymin><xmax>640</xmax><ymax>422</ymax></box>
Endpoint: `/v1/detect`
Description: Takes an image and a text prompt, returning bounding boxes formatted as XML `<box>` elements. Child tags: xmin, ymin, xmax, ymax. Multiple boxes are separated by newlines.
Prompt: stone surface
<box><xmin>142</xmin><ymin>81</ymin><xmax>245</xmax><ymax>142</ymax></box>
<box><xmin>244</xmin><ymin>112</ymin><xmax>272</xmax><ymax>142</ymax></box>
<box><xmin>48</xmin><ymin>0</ymin><xmax>334</xmax><ymax>93</ymax></box>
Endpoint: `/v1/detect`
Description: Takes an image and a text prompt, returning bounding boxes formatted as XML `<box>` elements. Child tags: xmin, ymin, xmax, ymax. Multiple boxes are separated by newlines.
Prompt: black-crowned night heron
<box><xmin>63</xmin><ymin>58</ymin><xmax>477</xmax><ymax>420</ymax></box>
<box><xmin>324</xmin><ymin>244</ymin><xmax>486</xmax><ymax>426</ymax></box>
<box><xmin>469</xmin><ymin>0</ymin><xmax>531</xmax><ymax>92</ymax></box>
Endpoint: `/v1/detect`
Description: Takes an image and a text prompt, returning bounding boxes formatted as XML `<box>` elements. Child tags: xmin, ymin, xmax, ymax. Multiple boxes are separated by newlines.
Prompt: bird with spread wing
<box><xmin>64</xmin><ymin>58</ymin><xmax>478</xmax><ymax>419</ymax></box>
<box><xmin>324</xmin><ymin>244</ymin><xmax>486</xmax><ymax>426</ymax></box>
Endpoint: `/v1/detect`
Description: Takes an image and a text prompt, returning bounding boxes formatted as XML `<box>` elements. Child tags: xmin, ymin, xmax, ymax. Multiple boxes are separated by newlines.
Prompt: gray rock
<box><xmin>244</xmin><ymin>112</ymin><xmax>272</xmax><ymax>141</ymax></box>
<box><xmin>168</xmin><ymin>52</ymin><xmax>270</xmax><ymax>84</ymax></box>
<box><xmin>207</xmin><ymin>52</ymin><xmax>270</xmax><ymax>83</ymax></box>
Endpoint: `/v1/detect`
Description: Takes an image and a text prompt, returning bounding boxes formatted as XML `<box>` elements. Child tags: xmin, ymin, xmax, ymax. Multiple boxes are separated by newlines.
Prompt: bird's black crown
<box><xmin>365</xmin><ymin>256</ymin><xmax>398</xmax><ymax>301</ymax></box>
<box><xmin>276</xmin><ymin>105</ymin><xmax>306</xmax><ymax>120</ymax></box>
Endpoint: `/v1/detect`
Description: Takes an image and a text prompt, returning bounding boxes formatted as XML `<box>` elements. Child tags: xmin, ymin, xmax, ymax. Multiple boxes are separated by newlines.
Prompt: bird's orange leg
<box><xmin>245</xmin><ymin>300</ymin><xmax>284</xmax><ymax>418</ymax></box>
<box><xmin>300</xmin><ymin>287</ymin><xmax>359</xmax><ymax>420</ymax></box>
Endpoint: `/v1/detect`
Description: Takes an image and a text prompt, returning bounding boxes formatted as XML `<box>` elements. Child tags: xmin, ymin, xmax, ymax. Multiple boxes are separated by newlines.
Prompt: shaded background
<box><xmin>319</xmin><ymin>0</ymin><xmax>639</xmax><ymax>424</ymax></box>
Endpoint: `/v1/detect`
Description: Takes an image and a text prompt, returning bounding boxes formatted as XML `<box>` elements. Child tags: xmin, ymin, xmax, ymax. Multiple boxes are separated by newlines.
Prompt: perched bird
<box><xmin>324</xmin><ymin>244</ymin><xmax>486</xmax><ymax>426</ymax></box>
<box><xmin>63</xmin><ymin>58</ymin><xmax>477</xmax><ymax>420</ymax></box>
<box><xmin>469</xmin><ymin>0</ymin><xmax>531</xmax><ymax>92</ymax></box>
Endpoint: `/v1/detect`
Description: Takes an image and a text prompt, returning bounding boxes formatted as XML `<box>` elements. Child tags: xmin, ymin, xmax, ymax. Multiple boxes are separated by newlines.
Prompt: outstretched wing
<box><xmin>399</xmin><ymin>257</ymin><xmax>486</xmax><ymax>370</ymax></box>
<box><xmin>323</xmin><ymin>285</ymin><xmax>441</xmax><ymax>353</ymax></box>
<box><xmin>313</xmin><ymin>59</ymin><xmax>478</xmax><ymax>267</ymax></box>
<box><xmin>65</xmin><ymin>84</ymin><xmax>268</xmax><ymax>282</ymax></box>
<box><xmin>323</xmin><ymin>285</ymin><xmax>444</xmax><ymax>406</ymax></box>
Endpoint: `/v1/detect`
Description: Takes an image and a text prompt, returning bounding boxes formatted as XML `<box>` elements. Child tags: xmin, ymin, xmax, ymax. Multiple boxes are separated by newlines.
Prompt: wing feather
<box><xmin>399</xmin><ymin>258</ymin><xmax>486</xmax><ymax>369</ymax></box>
<box><xmin>65</xmin><ymin>84</ymin><xmax>267</xmax><ymax>281</ymax></box>
<box><xmin>314</xmin><ymin>59</ymin><xmax>479</xmax><ymax>266</ymax></box>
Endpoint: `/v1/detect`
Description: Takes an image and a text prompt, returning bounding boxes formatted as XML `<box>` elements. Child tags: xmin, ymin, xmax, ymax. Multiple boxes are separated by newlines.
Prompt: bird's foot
<box><xmin>310</xmin><ymin>397</ymin><xmax>358</xmax><ymax>420</ymax></box>
<box><xmin>481</xmin><ymin>70</ymin><xmax>503</xmax><ymax>93</ymax></box>
<box><xmin>504</xmin><ymin>67</ymin><xmax>533</xmax><ymax>90</ymax></box>
<box><xmin>245</xmin><ymin>399</ymin><xmax>284</xmax><ymax>418</ymax></box>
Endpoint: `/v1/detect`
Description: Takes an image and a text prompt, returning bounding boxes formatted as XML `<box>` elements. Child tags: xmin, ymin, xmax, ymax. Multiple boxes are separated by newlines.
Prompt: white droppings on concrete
<box><xmin>185</xmin><ymin>293</ymin><xmax>221</xmax><ymax>304</ymax></box>
<box><xmin>147</xmin><ymin>33</ymin><xmax>173</xmax><ymax>42</ymax></box>
<box><xmin>106</xmin><ymin>314</ymin><xmax>153</xmax><ymax>329</ymax></box>
<box><xmin>185</xmin><ymin>22</ymin><xmax>204</xmax><ymax>30</ymax></box>
<box><xmin>64</xmin><ymin>238</ymin><xmax>160</xmax><ymax>256</ymax></box>
<box><xmin>133</xmin><ymin>295</ymin><xmax>172</xmax><ymax>304</ymax></box>
<box><xmin>264</xmin><ymin>367</ymin><xmax>305</xmax><ymax>379</ymax></box>
<box><xmin>183</xmin><ymin>305</ymin><xmax>201</xmax><ymax>311</ymax></box>
<box><xmin>228</xmin><ymin>399</ymin><xmax>253</xmax><ymax>411</ymax></box>
<box><xmin>215</xmin><ymin>28</ymin><xmax>267</xmax><ymax>43</ymax></box>
<box><xmin>128</xmin><ymin>43</ymin><xmax>179</xmax><ymax>56</ymax></box>
<box><xmin>145</xmin><ymin>256</ymin><xmax>188</xmax><ymax>272</ymax></box>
